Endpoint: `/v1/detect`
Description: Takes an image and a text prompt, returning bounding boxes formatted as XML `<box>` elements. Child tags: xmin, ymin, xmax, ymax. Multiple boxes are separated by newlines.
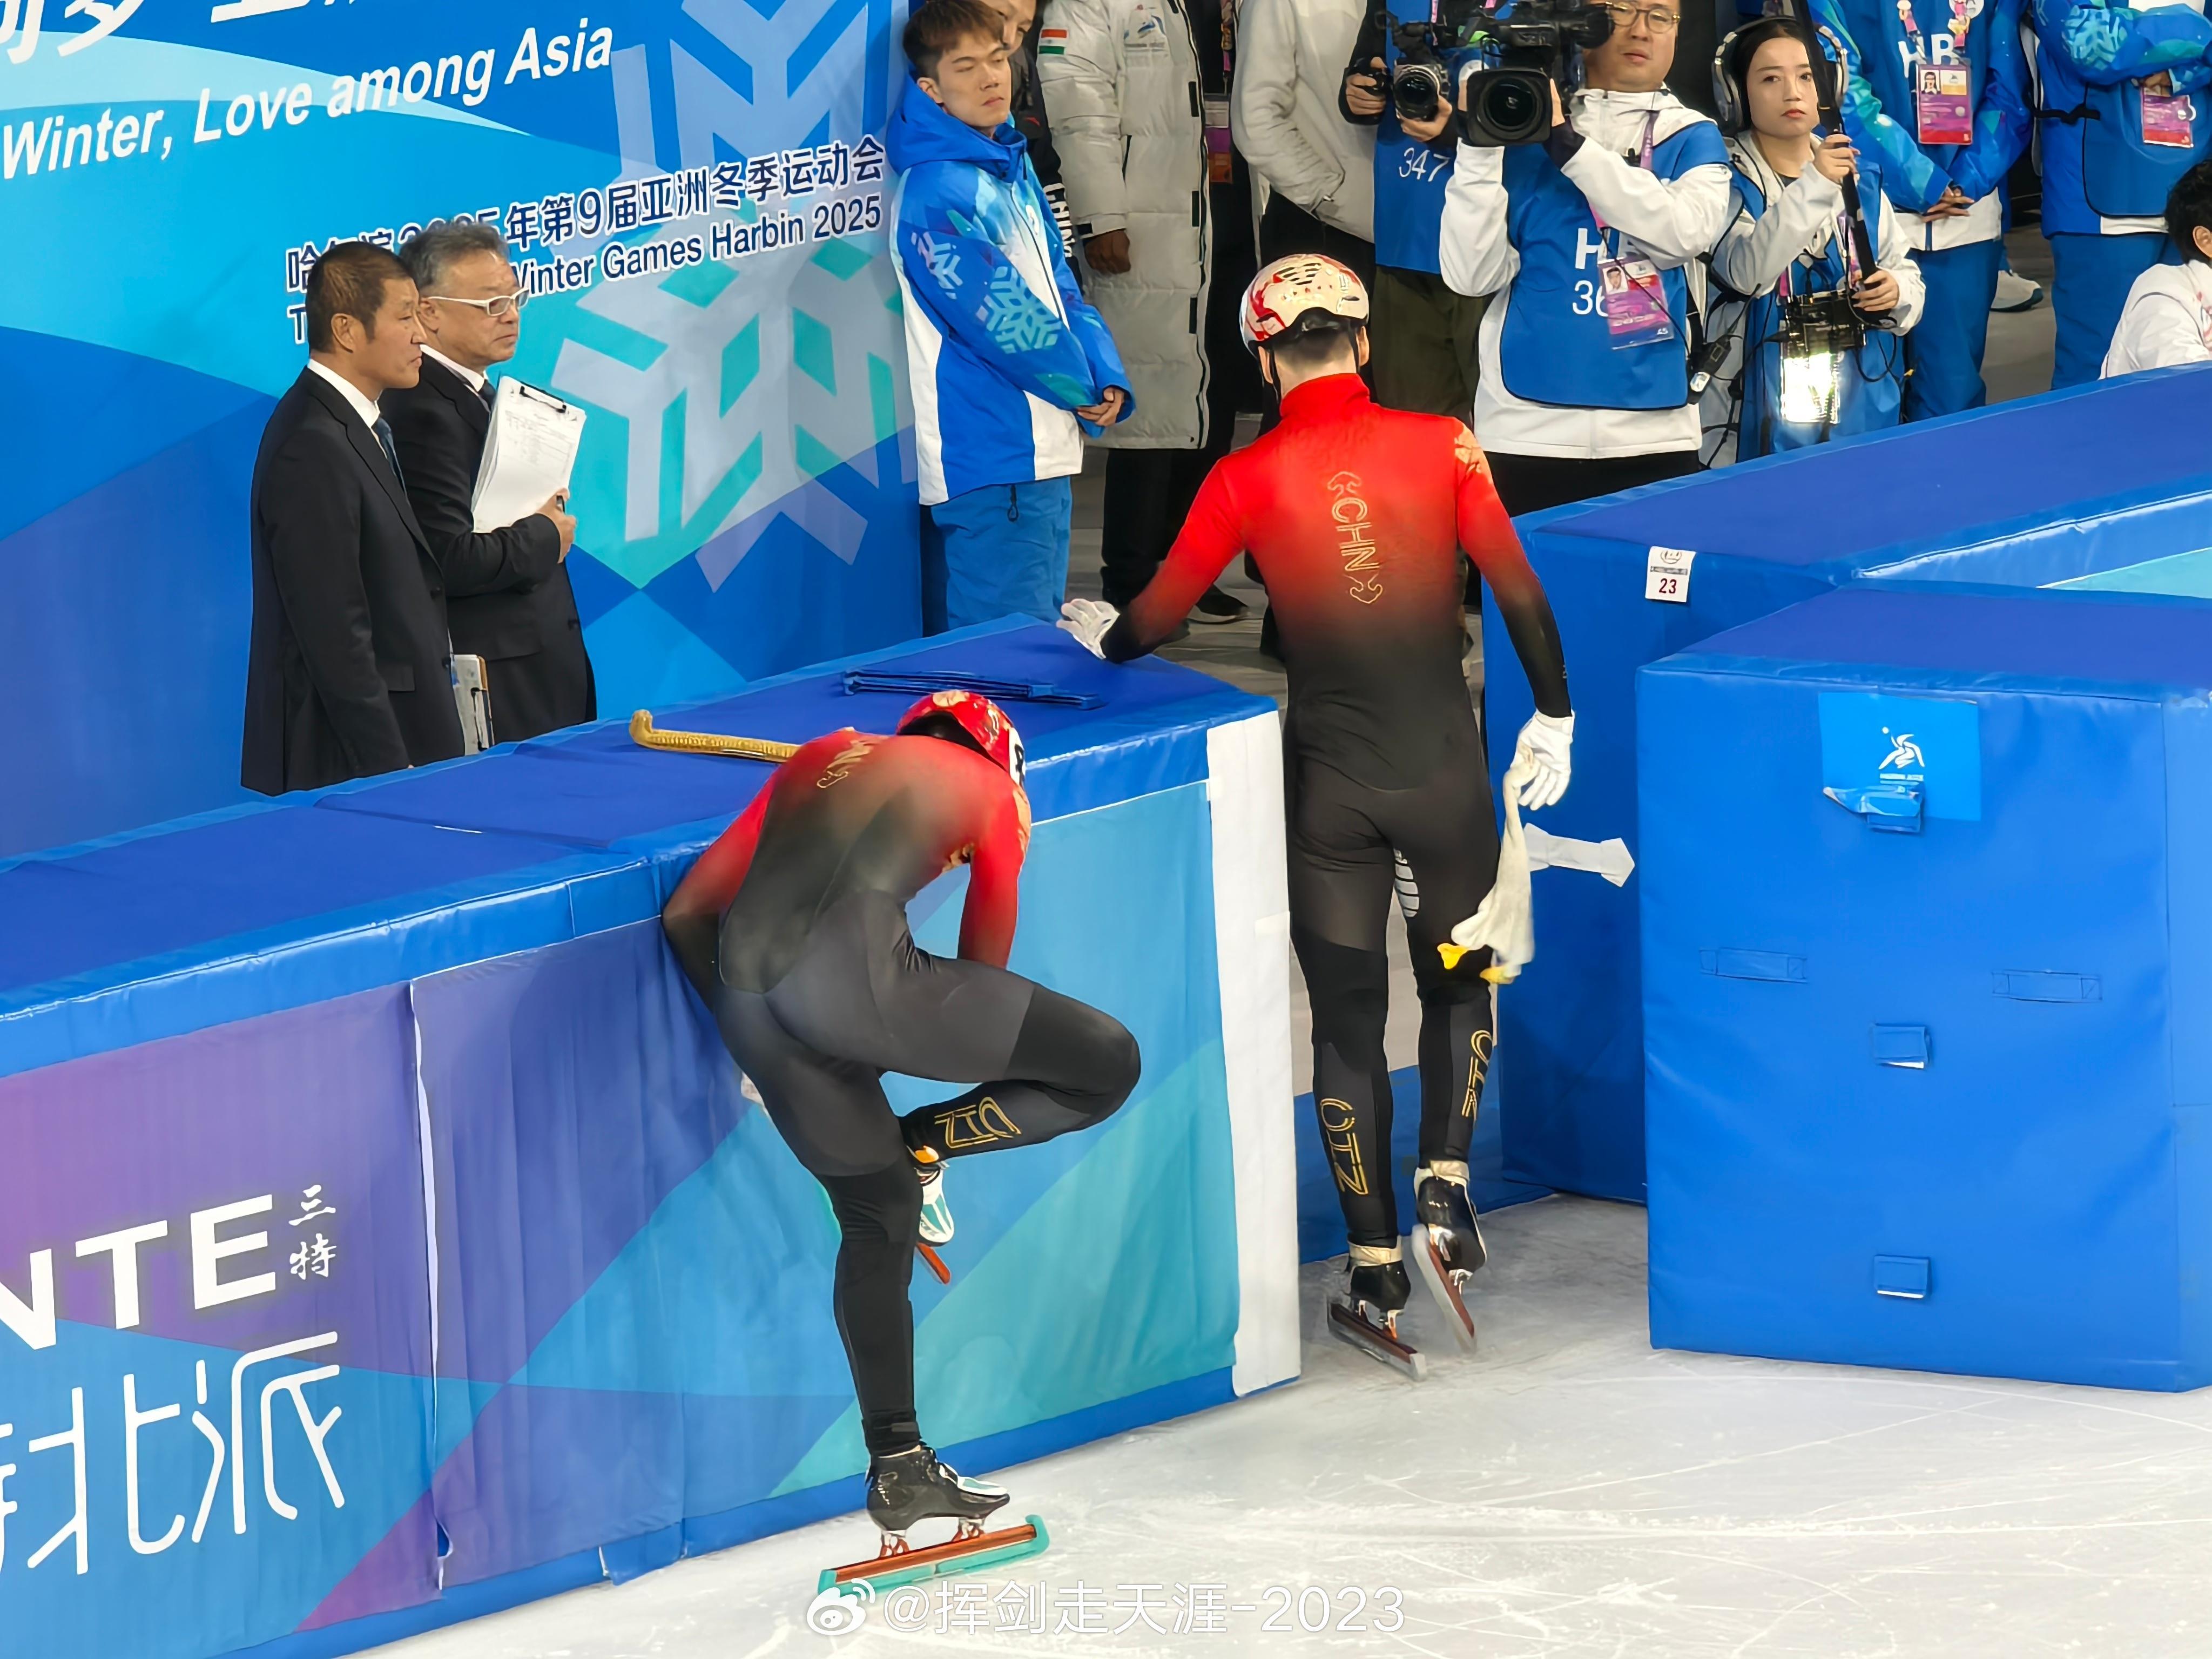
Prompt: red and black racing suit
<box><xmin>1103</xmin><ymin>372</ymin><xmax>1570</xmax><ymax>1250</ymax></box>
<box><xmin>663</xmin><ymin>730</ymin><xmax>1139</xmax><ymax>1457</ymax></box>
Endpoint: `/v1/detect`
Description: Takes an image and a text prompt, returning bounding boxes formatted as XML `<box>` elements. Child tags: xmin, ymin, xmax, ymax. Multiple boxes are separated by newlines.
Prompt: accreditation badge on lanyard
<box><xmin>1901</xmin><ymin>0</ymin><xmax>1977</xmax><ymax>145</ymax></box>
<box><xmin>2143</xmin><ymin>85</ymin><xmax>2198</xmax><ymax>147</ymax></box>
<box><xmin>1594</xmin><ymin>113</ymin><xmax>1676</xmax><ymax>348</ymax></box>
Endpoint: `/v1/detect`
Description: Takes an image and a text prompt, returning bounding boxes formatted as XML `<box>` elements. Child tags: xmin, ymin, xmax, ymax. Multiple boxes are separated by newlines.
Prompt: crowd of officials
<box><xmin>243</xmin><ymin>0</ymin><xmax>2212</xmax><ymax>793</ymax></box>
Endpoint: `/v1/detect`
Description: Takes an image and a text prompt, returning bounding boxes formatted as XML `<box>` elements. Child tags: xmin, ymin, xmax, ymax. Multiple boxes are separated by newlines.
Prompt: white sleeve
<box><xmin>1709</xmin><ymin>170</ymin><xmax>1845</xmax><ymax>298</ymax></box>
<box><xmin>1037</xmin><ymin>0</ymin><xmax>1130</xmax><ymax>235</ymax></box>
<box><xmin>1439</xmin><ymin>142</ymin><xmax>1517</xmax><ymax>297</ymax></box>
<box><xmin>1561</xmin><ymin>145</ymin><xmax>1735</xmax><ymax>268</ymax></box>
<box><xmin>1874</xmin><ymin>193</ymin><xmax>1925</xmax><ymax>333</ymax></box>
<box><xmin>2110</xmin><ymin>290</ymin><xmax>2212</xmax><ymax>373</ymax></box>
<box><xmin>1230</xmin><ymin>0</ymin><xmax>1344</xmax><ymax>212</ymax></box>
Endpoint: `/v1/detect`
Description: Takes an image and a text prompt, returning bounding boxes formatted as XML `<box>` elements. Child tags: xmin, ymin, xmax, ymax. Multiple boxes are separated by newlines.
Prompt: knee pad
<box><xmin>1413</xmin><ymin>938</ymin><xmax>1493</xmax><ymax>1003</ymax></box>
<box><xmin>1296</xmin><ymin>933</ymin><xmax>1390</xmax><ymax>1054</ymax></box>
<box><xmin>1090</xmin><ymin>1015</ymin><xmax>1142</xmax><ymax>1114</ymax></box>
<box><xmin>822</xmin><ymin>1165</ymin><xmax>922</xmax><ymax>1255</ymax></box>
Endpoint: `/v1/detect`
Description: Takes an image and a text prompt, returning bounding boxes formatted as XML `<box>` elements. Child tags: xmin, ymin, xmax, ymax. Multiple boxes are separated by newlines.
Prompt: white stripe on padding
<box><xmin>1207</xmin><ymin>712</ymin><xmax>1300</xmax><ymax>1396</ymax></box>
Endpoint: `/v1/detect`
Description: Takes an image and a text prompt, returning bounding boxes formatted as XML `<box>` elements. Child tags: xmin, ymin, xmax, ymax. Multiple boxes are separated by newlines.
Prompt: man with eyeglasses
<box><xmin>1438</xmin><ymin>0</ymin><xmax>1734</xmax><ymax>515</ymax></box>
<box><xmin>384</xmin><ymin>222</ymin><xmax>595</xmax><ymax>744</ymax></box>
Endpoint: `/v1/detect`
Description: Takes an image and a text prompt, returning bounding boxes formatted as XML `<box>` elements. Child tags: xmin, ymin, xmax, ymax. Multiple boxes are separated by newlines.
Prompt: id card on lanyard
<box><xmin>1595</xmin><ymin>113</ymin><xmax>1676</xmax><ymax>348</ymax></box>
<box><xmin>1900</xmin><ymin>0</ymin><xmax>1977</xmax><ymax>145</ymax></box>
<box><xmin>2144</xmin><ymin>82</ymin><xmax>2198</xmax><ymax>147</ymax></box>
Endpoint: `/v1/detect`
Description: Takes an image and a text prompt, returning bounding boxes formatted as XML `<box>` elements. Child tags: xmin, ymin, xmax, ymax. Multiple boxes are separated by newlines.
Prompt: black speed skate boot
<box><xmin>1327</xmin><ymin>1246</ymin><xmax>1426</xmax><ymax>1381</ymax></box>
<box><xmin>822</xmin><ymin>1446</ymin><xmax>1047</xmax><ymax>1595</ymax></box>
<box><xmin>1413</xmin><ymin>1162</ymin><xmax>1485</xmax><ymax>1352</ymax></box>
<box><xmin>866</xmin><ymin>1444</ymin><xmax>1009</xmax><ymax>1543</ymax></box>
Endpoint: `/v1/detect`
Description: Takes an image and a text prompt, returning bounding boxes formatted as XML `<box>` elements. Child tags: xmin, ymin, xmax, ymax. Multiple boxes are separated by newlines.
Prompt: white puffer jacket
<box><xmin>1229</xmin><ymin>0</ymin><xmax>1373</xmax><ymax>240</ymax></box>
<box><xmin>1040</xmin><ymin>0</ymin><xmax>1215</xmax><ymax>448</ymax></box>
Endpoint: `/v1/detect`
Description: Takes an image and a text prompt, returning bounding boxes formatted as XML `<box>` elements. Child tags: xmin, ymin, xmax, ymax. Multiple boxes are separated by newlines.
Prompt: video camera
<box><xmin>1458</xmin><ymin>0</ymin><xmax>1614</xmax><ymax>146</ymax></box>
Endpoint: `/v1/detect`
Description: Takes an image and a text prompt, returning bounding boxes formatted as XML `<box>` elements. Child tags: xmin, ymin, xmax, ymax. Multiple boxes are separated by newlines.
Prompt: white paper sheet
<box><xmin>470</xmin><ymin>378</ymin><xmax>585</xmax><ymax>533</ymax></box>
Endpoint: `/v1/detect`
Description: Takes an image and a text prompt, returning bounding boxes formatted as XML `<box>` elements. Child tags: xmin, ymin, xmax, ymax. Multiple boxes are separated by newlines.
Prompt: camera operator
<box><xmin>1233</xmin><ymin>0</ymin><xmax>1378</xmax><ymax>276</ymax></box>
<box><xmin>1708</xmin><ymin>19</ymin><xmax>1924</xmax><ymax>457</ymax></box>
<box><xmin>1340</xmin><ymin>3</ymin><xmax>1485</xmax><ymax>421</ymax></box>
<box><xmin>1439</xmin><ymin>0</ymin><xmax>1734</xmax><ymax>515</ymax></box>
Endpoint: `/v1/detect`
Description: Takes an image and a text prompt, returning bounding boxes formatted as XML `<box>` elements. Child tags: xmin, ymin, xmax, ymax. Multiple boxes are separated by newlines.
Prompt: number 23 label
<box><xmin>1646</xmin><ymin>545</ymin><xmax>1695</xmax><ymax>603</ymax></box>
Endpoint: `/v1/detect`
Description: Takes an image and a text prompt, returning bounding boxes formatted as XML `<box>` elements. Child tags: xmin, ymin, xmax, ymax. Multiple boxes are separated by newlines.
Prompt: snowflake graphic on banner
<box><xmin>547</xmin><ymin>0</ymin><xmax>907</xmax><ymax>591</ymax></box>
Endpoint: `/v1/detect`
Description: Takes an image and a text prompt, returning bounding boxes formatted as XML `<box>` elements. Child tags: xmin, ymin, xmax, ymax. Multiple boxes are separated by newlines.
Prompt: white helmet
<box><xmin>1238</xmin><ymin>254</ymin><xmax>1371</xmax><ymax>352</ymax></box>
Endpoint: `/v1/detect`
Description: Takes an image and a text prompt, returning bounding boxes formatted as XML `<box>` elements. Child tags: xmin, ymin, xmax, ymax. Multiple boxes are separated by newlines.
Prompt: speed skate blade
<box><xmin>815</xmin><ymin>1515</ymin><xmax>1050</xmax><ymax>1597</ymax></box>
<box><xmin>1326</xmin><ymin>1298</ymin><xmax>1427</xmax><ymax>1381</ymax></box>
<box><xmin>1412</xmin><ymin>1225</ymin><xmax>1479</xmax><ymax>1353</ymax></box>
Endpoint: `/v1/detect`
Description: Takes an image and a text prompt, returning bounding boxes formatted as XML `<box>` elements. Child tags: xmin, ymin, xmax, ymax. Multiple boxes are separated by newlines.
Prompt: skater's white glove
<box><xmin>1512</xmin><ymin>712</ymin><xmax>1574</xmax><ymax>812</ymax></box>
<box><xmin>1058</xmin><ymin>598</ymin><xmax>1118</xmax><ymax>658</ymax></box>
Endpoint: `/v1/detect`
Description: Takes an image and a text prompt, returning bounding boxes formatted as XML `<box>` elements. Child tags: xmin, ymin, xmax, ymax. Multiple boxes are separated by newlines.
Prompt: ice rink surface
<box><xmin>369</xmin><ymin>1193</ymin><xmax>2212</xmax><ymax>1658</ymax></box>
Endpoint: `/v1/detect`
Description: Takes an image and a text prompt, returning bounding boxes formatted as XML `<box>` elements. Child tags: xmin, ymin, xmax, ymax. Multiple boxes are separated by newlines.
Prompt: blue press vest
<box><xmin>1372</xmin><ymin>1</ymin><xmax>1464</xmax><ymax>273</ymax></box>
<box><xmin>2039</xmin><ymin>32</ymin><xmax>2212</xmax><ymax>229</ymax></box>
<box><xmin>1497</xmin><ymin>118</ymin><xmax>1729</xmax><ymax>411</ymax></box>
<box><xmin>1729</xmin><ymin>156</ymin><xmax>1906</xmax><ymax>455</ymax></box>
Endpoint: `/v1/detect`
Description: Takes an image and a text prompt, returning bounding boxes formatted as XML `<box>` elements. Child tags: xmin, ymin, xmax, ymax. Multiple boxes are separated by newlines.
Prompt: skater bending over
<box><xmin>662</xmin><ymin>691</ymin><xmax>1140</xmax><ymax>1544</ymax></box>
<box><xmin>1060</xmin><ymin>255</ymin><xmax>1572</xmax><ymax>1374</ymax></box>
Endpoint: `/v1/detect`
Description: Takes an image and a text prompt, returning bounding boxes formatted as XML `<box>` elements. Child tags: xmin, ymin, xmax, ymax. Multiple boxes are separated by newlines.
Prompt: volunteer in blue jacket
<box><xmin>2033</xmin><ymin>0</ymin><xmax>2212</xmax><ymax>386</ymax></box>
<box><xmin>1812</xmin><ymin>0</ymin><xmax>2030</xmax><ymax>419</ymax></box>
<box><xmin>1710</xmin><ymin>18</ymin><xmax>1926</xmax><ymax>454</ymax></box>
<box><xmin>1341</xmin><ymin>4</ymin><xmax>1485</xmax><ymax>420</ymax></box>
<box><xmin>1439</xmin><ymin>0</ymin><xmax>1735</xmax><ymax>515</ymax></box>
<box><xmin>889</xmin><ymin>0</ymin><xmax>1134</xmax><ymax>632</ymax></box>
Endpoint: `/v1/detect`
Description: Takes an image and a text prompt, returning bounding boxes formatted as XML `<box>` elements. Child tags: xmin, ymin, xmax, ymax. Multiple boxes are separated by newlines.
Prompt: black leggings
<box><xmin>712</xmin><ymin>891</ymin><xmax>1139</xmax><ymax>1456</ymax></box>
<box><xmin>1289</xmin><ymin>744</ymin><xmax>1499</xmax><ymax>1250</ymax></box>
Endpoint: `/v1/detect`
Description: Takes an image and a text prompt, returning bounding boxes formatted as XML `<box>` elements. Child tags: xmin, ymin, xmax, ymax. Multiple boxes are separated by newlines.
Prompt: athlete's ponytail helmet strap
<box><xmin>1239</xmin><ymin>254</ymin><xmax>1371</xmax><ymax>352</ymax></box>
<box><xmin>895</xmin><ymin>690</ymin><xmax>1027</xmax><ymax>787</ymax></box>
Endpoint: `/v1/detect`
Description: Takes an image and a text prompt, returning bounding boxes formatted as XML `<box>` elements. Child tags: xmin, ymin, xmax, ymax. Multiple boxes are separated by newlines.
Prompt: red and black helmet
<box><xmin>895</xmin><ymin>690</ymin><xmax>1027</xmax><ymax>787</ymax></box>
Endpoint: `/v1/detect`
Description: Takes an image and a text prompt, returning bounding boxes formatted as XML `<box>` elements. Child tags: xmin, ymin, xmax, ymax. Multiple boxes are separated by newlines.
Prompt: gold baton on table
<box><xmin>629</xmin><ymin>710</ymin><xmax>800</xmax><ymax>764</ymax></box>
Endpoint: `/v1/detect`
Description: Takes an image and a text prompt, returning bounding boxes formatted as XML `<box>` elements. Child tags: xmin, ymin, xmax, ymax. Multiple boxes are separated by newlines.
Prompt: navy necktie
<box><xmin>373</xmin><ymin>416</ymin><xmax>404</xmax><ymax>488</ymax></box>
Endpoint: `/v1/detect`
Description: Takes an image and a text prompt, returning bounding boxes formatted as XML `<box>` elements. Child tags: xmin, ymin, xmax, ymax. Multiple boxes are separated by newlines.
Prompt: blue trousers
<box><xmin>2051</xmin><ymin>232</ymin><xmax>2171</xmax><ymax>390</ymax></box>
<box><xmin>1904</xmin><ymin>239</ymin><xmax>2002</xmax><ymax>421</ymax></box>
<box><xmin>921</xmin><ymin>477</ymin><xmax>1074</xmax><ymax>635</ymax></box>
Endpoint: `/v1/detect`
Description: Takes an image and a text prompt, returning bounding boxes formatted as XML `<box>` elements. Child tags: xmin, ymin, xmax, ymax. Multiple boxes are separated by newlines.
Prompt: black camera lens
<box><xmin>1479</xmin><ymin>76</ymin><xmax>1540</xmax><ymax>130</ymax></box>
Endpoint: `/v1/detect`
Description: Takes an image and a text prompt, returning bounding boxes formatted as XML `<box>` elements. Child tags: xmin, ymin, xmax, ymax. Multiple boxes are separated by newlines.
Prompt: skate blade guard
<box><xmin>1412</xmin><ymin>1226</ymin><xmax>1479</xmax><ymax>1353</ymax></box>
<box><xmin>1326</xmin><ymin>1298</ymin><xmax>1427</xmax><ymax>1381</ymax></box>
<box><xmin>817</xmin><ymin>1515</ymin><xmax>1050</xmax><ymax>1596</ymax></box>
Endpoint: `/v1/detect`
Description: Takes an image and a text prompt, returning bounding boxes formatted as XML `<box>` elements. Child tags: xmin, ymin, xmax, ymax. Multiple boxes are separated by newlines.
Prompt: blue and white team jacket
<box><xmin>886</xmin><ymin>75</ymin><xmax>1132</xmax><ymax>506</ymax></box>
<box><xmin>2033</xmin><ymin>0</ymin><xmax>2212</xmax><ymax>235</ymax></box>
<box><xmin>1813</xmin><ymin>0</ymin><xmax>2032</xmax><ymax>248</ymax></box>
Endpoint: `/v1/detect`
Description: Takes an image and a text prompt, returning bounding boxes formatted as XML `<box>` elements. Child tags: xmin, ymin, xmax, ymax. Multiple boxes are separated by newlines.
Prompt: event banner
<box><xmin>0</xmin><ymin>0</ymin><xmax>920</xmax><ymax>857</ymax></box>
<box><xmin>0</xmin><ymin>986</ymin><xmax>436</xmax><ymax>1658</ymax></box>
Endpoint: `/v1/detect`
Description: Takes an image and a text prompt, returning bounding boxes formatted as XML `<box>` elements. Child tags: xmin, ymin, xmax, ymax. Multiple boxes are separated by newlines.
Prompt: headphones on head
<box><xmin>1711</xmin><ymin>15</ymin><xmax>1851</xmax><ymax>135</ymax></box>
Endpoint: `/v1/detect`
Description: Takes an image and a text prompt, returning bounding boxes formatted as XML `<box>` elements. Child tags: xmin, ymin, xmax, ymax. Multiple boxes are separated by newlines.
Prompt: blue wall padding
<box><xmin>1482</xmin><ymin>364</ymin><xmax>2212</xmax><ymax>1203</ymax></box>
<box><xmin>0</xmin><ymin>622</ymin><xmax>1272</xmax><ymax>1082</ymax></box>
<box><xmin>1639</xmin><ymin>584</ymin><xmax>2212</xmax><ymax>1390</ymax></box>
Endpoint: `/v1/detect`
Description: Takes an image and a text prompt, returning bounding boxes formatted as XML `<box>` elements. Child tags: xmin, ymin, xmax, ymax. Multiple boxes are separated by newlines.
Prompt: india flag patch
<box><xmin>1039</xmin><ymin>26</ymin><xmax>1068</xmax><ymax>52</ymax></box>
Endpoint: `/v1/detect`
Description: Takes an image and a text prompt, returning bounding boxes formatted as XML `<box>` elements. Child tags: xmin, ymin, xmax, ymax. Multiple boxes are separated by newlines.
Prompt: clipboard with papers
<box><xmin>470</xmin><ymin>378</ymin><xmax>587</xmax><ymax>533</ymax></box>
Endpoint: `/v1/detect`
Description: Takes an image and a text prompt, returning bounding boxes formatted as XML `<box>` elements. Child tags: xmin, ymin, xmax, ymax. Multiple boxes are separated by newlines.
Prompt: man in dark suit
<box><xmin>242</xmin><ymin>241</ymin><xmax>463</xmax><ymax>794</ymax></box>
<box><xmin>386</xmin><ymin>222</ymin><xmax>592</xmax><ymax>743</ymax></box>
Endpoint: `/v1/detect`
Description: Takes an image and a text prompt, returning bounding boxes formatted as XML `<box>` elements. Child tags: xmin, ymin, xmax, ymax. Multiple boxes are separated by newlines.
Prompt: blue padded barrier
<box><xmin>0</xmin><ymin>622</ymin><xmax>1260</xmax><ymax>1082</ymax></box>
<box><xmin>1639</xmin><ymin>584</ymin><xmax>2212</xmax><ymax>1389</ymax></box>
<box><xmin>1481</xmin><ymin>364</ymin><xmax>2212</xmax><ymax>1201</ymax></box>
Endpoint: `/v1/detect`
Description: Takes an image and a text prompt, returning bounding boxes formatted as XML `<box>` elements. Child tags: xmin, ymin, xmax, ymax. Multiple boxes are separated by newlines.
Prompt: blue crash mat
<box><xmin>1544</xmin><ymin>364</ymin><xmax>2212</xmax><ymax>569</ymax></box>
<box><xmin>320</xmin><ymin>622</ymin><xmax>1266</xmax><ymax>845</ymax></box>
<box><xmin>1640</xmin><ymin>583</ymin><xmax>2212</xmax><ymax>1390</ymax></box>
